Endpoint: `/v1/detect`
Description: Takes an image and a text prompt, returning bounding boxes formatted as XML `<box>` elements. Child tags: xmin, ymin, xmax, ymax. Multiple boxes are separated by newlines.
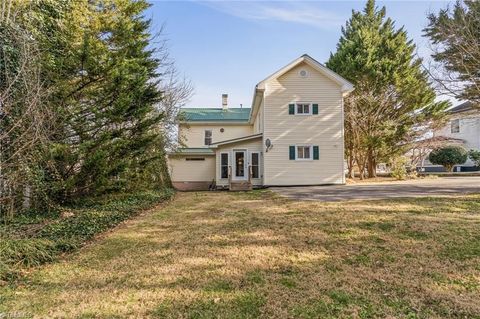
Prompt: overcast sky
<box><xmin>147</xmin><ymin>0</ymin><xmax>453</xmax><ymax>109</ymax></box>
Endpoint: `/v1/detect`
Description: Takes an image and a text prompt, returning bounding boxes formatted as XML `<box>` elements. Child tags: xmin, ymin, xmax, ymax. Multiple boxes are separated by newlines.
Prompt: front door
<box><xmin>233</xmin><ymin>150</ymin><xmax>247</xmax><ymax>180</ymax></box>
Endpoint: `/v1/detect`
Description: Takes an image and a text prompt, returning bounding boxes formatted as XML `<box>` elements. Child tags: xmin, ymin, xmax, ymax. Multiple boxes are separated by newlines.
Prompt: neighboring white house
<box><xmin>168</xmin><ymin>54</ymin><xmax>354</xmax><ymax>190</ymax></box>
<box><xmin>421</xmin><ymin>101</ymin><xmax>480</xmax><ymax>172</ymax></box>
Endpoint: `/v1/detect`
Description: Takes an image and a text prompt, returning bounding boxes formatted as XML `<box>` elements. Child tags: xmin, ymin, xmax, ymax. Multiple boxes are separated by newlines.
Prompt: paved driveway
<box><xmin>271</xmin><ymin>176</ymin><xmax>480</xmax><ymax>201</ymax></box>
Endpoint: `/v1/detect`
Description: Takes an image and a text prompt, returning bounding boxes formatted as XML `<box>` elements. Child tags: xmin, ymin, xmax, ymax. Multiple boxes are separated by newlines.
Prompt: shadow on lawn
<box><xmin>3</xmin><ymin>192</ymin><xmax>480</xmax><ymax>318</ymax></box>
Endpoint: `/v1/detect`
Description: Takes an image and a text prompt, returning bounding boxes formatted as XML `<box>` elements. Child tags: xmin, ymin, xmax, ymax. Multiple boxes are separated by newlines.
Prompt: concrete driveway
<box><xmin>270</xmin><ymin>176</ymin><xmax>480</xmax><ymax>201</ymax></box>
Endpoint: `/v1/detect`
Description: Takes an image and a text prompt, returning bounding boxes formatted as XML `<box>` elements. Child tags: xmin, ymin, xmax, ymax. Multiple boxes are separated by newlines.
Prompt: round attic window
<box><xmin>299</xmin><ymin>69</ymin><xmax>308</xmax><ymax>78</ymax></box>
<box><xmin>220</xmin><ymin>128</ymin><xmax>225</xmax><ymax>133</ymax></box>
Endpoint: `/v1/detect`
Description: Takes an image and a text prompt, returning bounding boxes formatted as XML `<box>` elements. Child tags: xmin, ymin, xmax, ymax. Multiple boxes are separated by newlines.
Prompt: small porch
<box><xmin>211</xmin><ymin>134</ymin><xmax>263</xmax><ymax>191</ymax></box>
<box><xmin>225</xmin><ymin>150</ymin><xmax>255</xmax><ymax>191</ymax></box>
<box><xmin>168</xmin><ymin>134</ymin><xmax>263</xmax><ymax>191</ymax></box>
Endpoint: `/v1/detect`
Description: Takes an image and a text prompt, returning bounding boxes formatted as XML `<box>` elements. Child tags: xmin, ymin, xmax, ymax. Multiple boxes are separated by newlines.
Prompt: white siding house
<box><xmin>434</xmin><ymin>102</ymin><xmax>480</xmax><ymax>152</ymax></box>
<box><xmin>168</xmin><ymin>54</ymin><xmax>354</xmax><ymax>190</ymax></box>
<box><xmin>422</xmin><ymin>101</ymin><xmax>480</xmax><ymax>171</ymax></box>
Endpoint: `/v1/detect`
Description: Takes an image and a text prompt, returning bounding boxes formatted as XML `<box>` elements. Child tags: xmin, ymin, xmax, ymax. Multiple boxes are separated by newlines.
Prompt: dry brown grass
<box><xmin>1</xmin><ymin>190</ymin><xmax>480</xmax><ymax>318</ymax></box>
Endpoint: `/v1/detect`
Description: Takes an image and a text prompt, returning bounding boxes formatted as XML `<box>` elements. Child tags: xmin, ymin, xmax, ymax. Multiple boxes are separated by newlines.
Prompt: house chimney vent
<box><xmin>222</xmin><ymin>94</ymin><xmax>228</xmax><ymax>110</ymax></box>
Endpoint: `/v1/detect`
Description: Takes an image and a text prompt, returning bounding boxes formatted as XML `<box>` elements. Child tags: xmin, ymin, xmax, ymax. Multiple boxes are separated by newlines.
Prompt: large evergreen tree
<box><xmin>424</xmin><ymin>0</ymin><xmax>480</xmax><ymax>104</ymax></box>
<box><xmin>20</xmin><ymin>0</ymin><xmax>171</xmax><ymax>201</ymax></box>
<box><xmin>327</xmin><ymin>0</ymin><xmax>447</xmax><ymax>178</ymax></box>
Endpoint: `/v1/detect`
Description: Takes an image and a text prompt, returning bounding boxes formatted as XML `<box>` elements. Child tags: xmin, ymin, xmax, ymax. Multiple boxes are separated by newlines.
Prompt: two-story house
<box><xmin>427</xmin><ymin>101</ymin><xmax>480</xmax><ymax>171</ymax></box>
<box><xmin>168</xmin><ymin>54</ymin><xmax>354</xmax><ymax>190</ymax></box>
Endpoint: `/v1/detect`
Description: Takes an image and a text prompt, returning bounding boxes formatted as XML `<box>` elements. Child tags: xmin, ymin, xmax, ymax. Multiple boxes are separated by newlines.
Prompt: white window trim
<box><xmin>250</xmin><ymin>152</ymin><xmax>260</xmax><ymax>179</ymax></box>
<box><xmin>294</xmin><ymin>102</ymin><xmax>312</xmax><ymax>115</ymax></box>
<box><xmin>204</xmin><ymin>129</ymin><xmax>212</xmax><ymax>145</ymax></box>
<box><xmin>295</xmin><ymin>144</ymin><xmax>313</xmax><ymax>161</ymax></box>
<box><xmin>220</xmin><ymin>152</ymin><xmax>229</xmax><ymax>179</ymax></box>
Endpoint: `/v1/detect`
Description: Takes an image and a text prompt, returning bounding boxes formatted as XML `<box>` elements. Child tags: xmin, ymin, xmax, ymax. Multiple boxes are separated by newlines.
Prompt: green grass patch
<box><xmin>0</xmin><ymin>189</ymin><xmax>173</xmax><ymax>281</ymax></box>
<box><xmin>204</xmin><ymin>279</ymin><xmax>234</xmax><ymax>292</ymax></box>
<box><xmin>279</xmin><ymin>277</ymin><xmax>297</xmax><ymax>289</ymax></box>
<box><xmin>292</xmin><ymin>290</ymin><xmax>376</xmax><ymax>319</ymax></box>
<box><xmin>232</xmin><ymin>291</ymin><xmax>265</xmax><ymax>318</ymax></box>
<box><xmin>442</xmin><ymin>233</ymin><xmax>480</xmax><ymax>261</ymax></box>
<box><xmin>244</xmin><ymin>270</ymin><xmax>265</xmax><ymax>285</ymax></box>
<box><xmin>151</xmin><ymin>292</ymin><xmax>265</xmax><ymax>319</ymax></box>
<box><xmin>2</xmin><ymin>192</ymin><xmax>480</xmax><ymax>318</ymax></box>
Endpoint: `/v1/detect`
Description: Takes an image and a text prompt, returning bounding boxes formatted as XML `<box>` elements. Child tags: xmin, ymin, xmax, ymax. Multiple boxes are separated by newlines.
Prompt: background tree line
<box><xmin>0</xmin><ymin>0</ymin><xmax>191</xmax><ymax>219</ymax></box>
<box><xmin>327</xmin><ymin>0</ymin><xmax>478</xmax><ymax>179</ymax></box>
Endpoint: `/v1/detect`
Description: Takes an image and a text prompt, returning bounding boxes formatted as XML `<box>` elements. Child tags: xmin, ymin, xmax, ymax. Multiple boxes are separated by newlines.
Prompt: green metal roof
<box><xmin>180</xmin><ymin>108</ymin><xmax>251</xmax><ymax>122</ymax></box>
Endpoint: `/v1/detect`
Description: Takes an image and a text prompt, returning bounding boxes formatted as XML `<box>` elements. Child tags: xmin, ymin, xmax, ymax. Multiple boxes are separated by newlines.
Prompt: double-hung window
<box><xmin>251</xmin><ymin>152</ymin><xmax>260</xmax><ymax>178</ymax></box>
<box><xmin>297</xmin><ymin>146</ymin><xmax>312</xmax><ymax>160</ymax></box>
<box><xmin>204</xmin><ymin>130</ymin><xmax>212</xmax><ymax>145</ymax></box>
<box><xmin>290</xmin><ymin>145</ymin><xmax>319</xmax><ymax>160</ymax></box>
<box><xmin>289</xmin><ymin>103</ymin><xmax>318</xmax><ymax>115</ymax></box>
<box><xmin>296</xmin><ymin>103</ymin><xmax>311</xmax><ymax>115</ymax></box>
<box><xmin>220</xmin><ymin>153</ymin><xmax>229</xmax><ymax>179</ymax></box>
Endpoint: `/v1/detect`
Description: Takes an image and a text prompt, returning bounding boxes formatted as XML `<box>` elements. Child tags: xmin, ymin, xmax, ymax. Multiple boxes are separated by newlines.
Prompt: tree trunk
<box><xmin>347</xmin><ymin>151</ymin><xmax>355</xmax><ymax>179</ymax></box>
<box><xmin>356</xmin><ymin>154</ymin><xmax>366</xmax><ymax>180</ymax></box>
<box><xmin>367</xmin><ymin>149</ymin><xmax>377</xmax><ymax>178</ymax></box>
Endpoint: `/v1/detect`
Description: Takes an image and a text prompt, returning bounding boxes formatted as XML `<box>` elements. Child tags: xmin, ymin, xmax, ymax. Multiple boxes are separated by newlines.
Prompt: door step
<box><xmin>229</xmin><ymin>181</ymin><xmax>252</xmax><ymax>191</ymax></box>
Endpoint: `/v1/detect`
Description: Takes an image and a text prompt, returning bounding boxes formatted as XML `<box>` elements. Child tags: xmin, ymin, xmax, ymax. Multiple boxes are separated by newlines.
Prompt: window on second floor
<box><xmin>204</xmin><ymin>130</ymin><xmax>212</xmax><ymax>145</ymax></box>
<box><xmin>296</xmin><ymin>103</ymin><xmax>311</xmax><ymax>115</ymax></box>
<box><xmin>451</xmin><ymin>119</ymin><xmax>460</xmax><ymax>133</ymax></box>
<box><xmin>297</xmin><ymin>145</ymin><xmax>312</xmax><ymax>160</ymax></box>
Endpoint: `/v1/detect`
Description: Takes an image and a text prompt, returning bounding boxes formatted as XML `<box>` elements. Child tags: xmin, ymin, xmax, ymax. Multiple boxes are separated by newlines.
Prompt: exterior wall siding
<box><xmin>168</xmin><ymin>155</ymin><xmax>216</xmax><ymax>186</ymax></box>
<box><xmin>433</xmin><ymin>111</ymin><xmax>480</xmax><ymax>166</ymax></box>
<box><xmin>263</xmin><ymin>62</ymin><xmax>345</xmax><ymax>185</ymax></box>
<box><xmin>179</xmin><ymin>123</ymin><xmax>253</xmax><ymax>148</ymax></box>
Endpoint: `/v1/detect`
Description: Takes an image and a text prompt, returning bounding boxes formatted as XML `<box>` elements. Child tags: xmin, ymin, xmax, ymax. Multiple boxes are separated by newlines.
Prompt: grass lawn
<box><xmin>1</xmin><ymin>191</ymin><xmax>480</xmax><ymax>318</ymax></box>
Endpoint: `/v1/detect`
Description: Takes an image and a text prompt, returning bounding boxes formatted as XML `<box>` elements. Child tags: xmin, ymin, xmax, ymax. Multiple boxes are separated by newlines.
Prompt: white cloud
<box><xmin>200</xmin><ymin>1</ymin><xmax>345</xmax><ymax>29</ymax></box>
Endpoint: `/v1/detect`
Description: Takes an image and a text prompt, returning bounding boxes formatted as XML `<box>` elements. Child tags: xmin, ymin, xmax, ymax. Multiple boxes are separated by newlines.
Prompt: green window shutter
<box><xmin>312</xmin><ymin>104</ymin><xmax>318</xmax><ymax>114</ymax></box>
<box><xmin>313</xmin><ymin>146</ymin><xmax>319</xmax><ymax>160</ymax></box>
<box><xmin>288</xmin><ymin>104</ymin><xmax>295</xmax><ymax>115</ymax></box>
<box><xmin>289</xmin><ymin>146</ymin><xmax>296</xmax><ymax>160</ymax></box>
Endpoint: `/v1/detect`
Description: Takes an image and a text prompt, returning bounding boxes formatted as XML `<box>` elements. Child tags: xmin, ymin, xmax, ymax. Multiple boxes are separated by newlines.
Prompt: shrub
<box><xmin>0</xmin><ymin>238</ymin><xmax>58</xmax><ymax>280</ymax></box>
<box><xmin>468</xmin><ymin>150</ymin><xmax>480</xmax><ymax>167</ymax></box>
<box><xmin>0</xmin><ymin>189</ymin><xmax>174</xmax><ymax>281</ymax></box>
<box><xmin>428</xmin><ymin>146</ymin><xmax>468</xmax><ymax>172</ymax></box>
<box><xmin>390</xmin><ymin>157</ymin><xmax>408</xmax><ymax>180</ymax></box>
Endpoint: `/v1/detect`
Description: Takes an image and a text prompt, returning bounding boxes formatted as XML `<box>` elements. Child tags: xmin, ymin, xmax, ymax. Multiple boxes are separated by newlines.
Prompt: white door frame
<box><xmin>232</xmin><ymin>149</ymin><xmax>248</xmax><ymax>181</ymax></box>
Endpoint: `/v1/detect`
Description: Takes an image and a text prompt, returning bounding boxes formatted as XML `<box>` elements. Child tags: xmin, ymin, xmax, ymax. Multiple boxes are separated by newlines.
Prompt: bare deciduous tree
<box><xmin>424</xmin><ymin>0</ymin><xmax>480</xmax><ymax>104</ymax></box>
<box><xmin>0</xmin><ymin>10</ymin><xmax>50</xmax><ymax>219</ymax></box>
<box><xmin>157</xmin><ymin>64</ymin><xmax>193</xmax><ymax>149</ymax></box>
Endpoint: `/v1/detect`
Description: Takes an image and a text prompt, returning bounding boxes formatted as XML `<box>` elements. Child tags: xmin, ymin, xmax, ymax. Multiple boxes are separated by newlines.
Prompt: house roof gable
<box><xmin>179</xmin><ymin>54</ymin><xmax>353</xmax><ymax>124</ymax></box>
<box><xmin>255</xmin><ymin>54</ymin><xmax>354</xmax><ymax>93</ymax></box>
